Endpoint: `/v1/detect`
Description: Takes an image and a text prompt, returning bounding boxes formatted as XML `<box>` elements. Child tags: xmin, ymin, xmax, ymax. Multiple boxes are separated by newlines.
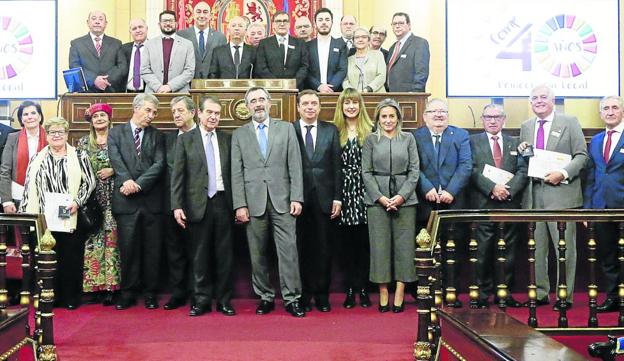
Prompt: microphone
<box><xmin>467</xmin><ymin>105</ymin><xmax>476</xmax><ymax>128</ymax></box>
<box><xmin>250</xmin><ymin>63</ymin><xmax>254</xmax><ymax>79</ymax></box>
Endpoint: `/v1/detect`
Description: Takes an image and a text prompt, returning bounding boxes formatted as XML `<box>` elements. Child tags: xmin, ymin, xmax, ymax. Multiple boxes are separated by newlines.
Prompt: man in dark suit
<box><xmin>306</xmin><ymin>8</ymin><xmax>348</xmax><ymax>93</ymax></box>
<box><xmin>584</xmin><ymin>95</ymin><xmax>624</xmax><ymax>313</ymax></box>
<box><xmin>339</xmin><ymin>15</ymin><xmax>357</xmax><ymax>56</ymax></box>
<box><xmin>370</xmin><ymin>26</ymin><xmax>389</xmax><ymax>60</ymax></box>
<box><xmin>255</xmin><ymin>12</ymin><xmax>309</xmax><ymax>90</ymax></box>
<box><xmin>386</xmin><ymin>12</ymin><xmax>430</xmax><ymax>92</ymax></box>
<box><xmin>172</xmin><ymin>95</ymin><xmax>235</xmax><ymax>317</ymax></box>
<box><xmin>294</xmin><ymin>16</ymin><xmax>313</xmax><ymax>42</ymax></box>
<box><xmin>293</xmin><ymin>90</ymin><xmax>342</xmax><ymax>312</ymax></box>
<box><xmin>469</xmin><ymin>104</ymin><xmax>527</xmax><ymax>309</ymax></box>
<box><xmin>69</xmin><ymin>10</ymin><xmax>127</xmax><ymax>92</ymax></box>
<box><xmin>178</xmin><ymin>1</ymin><xmax>227</xmax><ymax>79</ymax></box>
<box><xmin>161</xmin><ymin>96</ymin><xmax>196</xmax><ymax>311</ymax></box>
<box><xmin>120</xmin><ymin>18</ymin><xmax>148</xmax><ymax>92</ymax></box>
<box><xmin>231</xmin><ymin>87</ymin><xmax>305</xmax><ymax>317</ymax></box>
<box><xmin>209</xmin><ymin>16</ymin><xmax>256</xmax><ymax>79</ymax></box>
<box><xmin>108</xmin><ymin>93</ymin><xmax>165</xmax><ymax>310</ymax></box>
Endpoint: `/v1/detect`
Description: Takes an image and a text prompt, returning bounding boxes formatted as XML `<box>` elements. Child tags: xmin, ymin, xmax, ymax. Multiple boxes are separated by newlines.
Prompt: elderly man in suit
<box><xmin>293</xmin><ymin>90</ymin><xmax>342</xmax><ymax>312</ymax></box>
<box><xmin>141</xmin><ymin>10</ymin><xmax>195</xmax><ymax>93</ymax></box>
<box><xmin>255</xmin><ymin>12</ymin><xmax>309</xmax><ymax>90</ymax></box>
<box><xmin>108</xmin><ymin>93</ymin><xmax>165</xmax><ymax>310</ymax></box>
<box><xmin>209</xmin><ymin>16</ymin><xmax>256</xmax><ymax>79</ymax></box>
<box><xmin>294</xmin><ymin>16</ymin><xmax>313</xmax><ymax>42</ymax></box>
<box><xmin>178</xmin><ymin>1</ymin><xmax>227</xmax><ymax>79</ymax></box>
<box><xmin>469</xmin><ymin>104</ymin><xmax>527</xmax><ymax>309</ymax></box>
<box><xmin>518</xmin><ymin>84</ymin><xmax>587</xmax><ymax>310</ymax></box>
<box><xmin>584</xmin><ymin>96</ymin><xmax>624</xmax><ymax>313</ymax></box>
<box><xmin>339</xmin><ymin>15</ymin><xmax>357</xmax><ymax>55</ymax></box>
<box><xmin>306</xmin><ymin>8</ymin><xmax>348</xmax><ymax>93</ymax></box>
<box><xmin>69</xmin><ymin>10</ymin><xmax>127</xmax><ymax>92</ymax></box>
<box><xmin>245</xmin><ymin>23</ymin><xmax>266</xmax><ymax>47</ymax></box>
<box><xmin>160</xmin><ymin>96</ymin><xmax>196</xmax><ymax>311</ymax></box>
<box><xmin>386</xmin><ymin>12</ymin><xmax>430</xmax><ymax>92</ymax></box>
<box><xmin>120</xmin><ymin>19</ymin><xmax>148</xmax><ymax>92</ymax></box>
<box><xmin>172</xmin><ymin>95</ymin><xmax>235</xmax><ymax>317</ymax></box>
<box><xmin>369</xmin><ymin>26</ymin><xmax>389</xmax><ymax>59</ymax></box>
<box><xmin>231</xmin><ymin>87</ymin><xmax>305</xmax><ymax>317</ymax></box>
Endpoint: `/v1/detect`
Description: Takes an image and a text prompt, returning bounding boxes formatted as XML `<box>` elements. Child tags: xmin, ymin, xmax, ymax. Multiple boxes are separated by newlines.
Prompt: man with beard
<box><xmin>305</xmin><ymin>8</ymin><xmax>347</xmax><ymax>93</ymax></box>
<box><xmin>231</xmin><ymin>87</ymin><xmax>305</xmax><ymax>317</ymax></box>
<box><xmin>141</xmin><ymin>10</ymin><xmax>195</xmax><ymax>93</ymax></box>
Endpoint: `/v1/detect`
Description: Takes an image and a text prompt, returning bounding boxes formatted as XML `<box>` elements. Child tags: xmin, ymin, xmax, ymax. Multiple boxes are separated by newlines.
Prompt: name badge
<box><xmin>510</xmin><ymin>150</ymin><xmax>517</xmax><ymax>156</ymax></box>
<box><xmin>333</xmin><ymin>48</ymin><xmax>339</xmax><ymax>52</ymax></box>
<box><xmin>400</xmin><ymin>54</ymin><xmax>407</xmax><ymax>58</ymax></box>
<box><xmin>551</xmin><ymin>131</ymin><xmax>561</xmax><ymax>138</ymax></box>
<box><xmin>288</xmin><ymin>44</ymin><xmax>295</xmax><ymax>49</ymax></box>
<box><xmin>619</xmin><ymin>148</ymin><xmax>624</xmax><ymax>154</ymax></box>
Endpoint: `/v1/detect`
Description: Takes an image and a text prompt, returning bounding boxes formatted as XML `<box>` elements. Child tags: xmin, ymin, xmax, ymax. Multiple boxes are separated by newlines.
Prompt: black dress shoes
<box><xmin>144</xmin><ymin>296</ymin><xmax>159</xmax><ymax>309</ymax></box>
<box><xmin>470</xmin><ymin>299</ymin><xmax>489</xmax><ymax>309</ymax></box>
<box><xmin>597</xmin><ymin>298</ymin><xmax>619</xmax><ymax>313</ymax></box>
<box><xmin>163</xmin><ymin>297</ymin><xmax>186</xmax><ymax>310</ymax></box>
<box><xmin>523</xmin><ymin>297</ymin><xmax>549</xmax><ymax>307</ymax></box>
<box><xmin>217</xmin><ymin>303</ymin><xmax>236</xmax><ymax>316</ymax></box>
<box><xmin>343</xmin><ymin>289</ymin><xmax>356</xmax><ymax>309</ymax></box>
<box><xmin>84</xmin><ymin>293</ymin><xmax>101</xmax><ymax>305</ymax></box>
<box><xmin>115</xmin><ymin>297</ymin><xmax>137</xmax><ymax>310</ymax></box>
<box><xmin>189</xmin><ymin>304</ymin><xmax>211</xmax><ymax>317</ymax></box>
<box><xmin>392</xmin><ymin>303</ymin><xmax>404</xmax><ymax>313</ymax></box>
<box><xmin>494</xmin><ymin>296</ymin><xmax>523</xmax><ymax>308</ymax></box>
<box><xmin>286</xmin><ymin>301</ymin><xmax>305</xmax><ymax>317</ymax></box>
<box><xmin>102</xmin><ymin>292</ymin><xmax>116</xmax><ymax>306</ymax></box>
<box><xmin>378</xmin><ymin>303</ymin><xmax>390</xmax><ymax>313</ymax></box>
<box><xmin>315</xmin><ymin>296</ymin><xmax>331</xmax><ymax>312</ymax></box>
<box><xmin>553</xmin><ymin>300</ymin><xmax>572</xmax><ymax>311</ymax></box>
<box><xmin>359</xmin><ymin>289</ymin><xmax>371</xmax><ymax>308</ymax></box>
<box><xmin>256</xmin><ymin>300</ymin><xmax>275</xmax><ymax>315</ymax></box>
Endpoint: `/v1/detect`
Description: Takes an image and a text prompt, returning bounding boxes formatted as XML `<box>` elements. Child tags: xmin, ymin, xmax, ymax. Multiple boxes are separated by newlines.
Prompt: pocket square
<box><xmin>333</xmin><ymin>48</ymin><xmax>339</xmax><ymax>52</ymax></box>
<box><xmin>288</xmin><ymin>44</ymin><xmax>295</xmax><ymax>49</ymax></box>
<box><xmin>619</xmin><ymin>148</ymin><xmax>624</xmax><ymax>154</ymax></box>
<box><xmin>400</xmin><ymin>54</ymin><xmax>407</xmax><ymax>58</ymax></box>
<box><xmin>551</xmin><ymin>131</ymin><xmax>561</xmax><ymax>137</ymax></box>
<box><xmin>510</xmin><ymin>150</ymin><xmax>518</xmax><ymax>155</ymax></box>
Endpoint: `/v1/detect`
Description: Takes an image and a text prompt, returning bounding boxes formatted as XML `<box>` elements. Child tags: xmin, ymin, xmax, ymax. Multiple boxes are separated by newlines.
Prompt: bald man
<box><xmin>295</xmin><ymin>17</ymin><xmax>313</xmax><ymax>42</ymax></box>
<box><xmin>209</xmin><ymin>16</ymin><xmax>256</xmax><ymax>79</ymax></box>
<box><xmin>120</xmin><ymin>18</ymin><xmax>148</xmax><ymax>92</ymax></box>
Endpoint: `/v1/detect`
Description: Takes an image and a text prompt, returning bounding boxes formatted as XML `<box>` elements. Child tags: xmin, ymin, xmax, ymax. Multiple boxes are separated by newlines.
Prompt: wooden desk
<box><xmin>0</xmin><ymin>308</ymin><xmax>32</xmax><ymax>361</ymax></box>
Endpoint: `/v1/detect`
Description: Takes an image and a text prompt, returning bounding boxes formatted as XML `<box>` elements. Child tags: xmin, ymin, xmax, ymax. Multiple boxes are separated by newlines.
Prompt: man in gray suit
<box><xmin>178</xmin><ymin>1</ymin><xmax>227</xmax><ymax>79</ymax></box>
<box><xmin>386</xmin><ymin>12</ymin><xmax>430</xmax><ymax>92</ymax></box>
<box><xmin>141</xmin><ymin>10</ymin><xmax>195</xmax><ymax>93</ymax></box>
<box><xmin>518</xmin><ymin>84</ymin><xmax>587</xmax><ymax>310</ymax></box>
<box><xmin>68</xmin><ymin>10</ymin><xmax>127</xmax><ymax>92</ymax></box>
<box><xmin>231</xmin><ymin>87</ymin><xmax>306</xmax><ymax>317</ymax></box>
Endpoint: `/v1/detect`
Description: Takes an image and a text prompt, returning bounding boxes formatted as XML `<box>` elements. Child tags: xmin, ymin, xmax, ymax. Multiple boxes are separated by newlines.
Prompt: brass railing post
<box><xmin>556</xmin><ymin>222</ymin><xmax>569</xmax><ymax>328</ymax></box>
<box><xmin>618</xmin><ymin>222</ymin><xmax>624</xmax><ymax>327</ymax></box>
<box><xmin>586</xmin><ymin>222</ymin><xmax>598</xmax><ymax>327</ymax></box>
<box><xmin>444</xmin><ymin>223</ymin><xmax>460</xmax><ymax>307</ymax></box>
<box><xmin>496</xmin><ymin>222</ymin><xmax>508</xmax><ymax>310</ymax></box>
<box><xmin>36</xmin><ymin>230</ymin><xmax>57</xmax><ymax>361</ymax></box>
<box><xmin>527</xmin><ymin>222</ymin><xmax>538</xmax><ymax>327</ymax></box>
<box><xmin>468</xmin><ymin>222</ymin><xmax>479</xmax><ymax>308</ymax></box>
<box><xmin>414</xmin><ymin>229</ymin><xmax>434</xmax><ymax>361</ymax></box>
<box><xmin>0</xmin><ymin>225</ymin><xmax>7</xmax><ymax>309</ymax></box>
<box><xmin>19</xmin><ymin>227</ymin><xmax>31</xmax><ymax>307</ymax></box>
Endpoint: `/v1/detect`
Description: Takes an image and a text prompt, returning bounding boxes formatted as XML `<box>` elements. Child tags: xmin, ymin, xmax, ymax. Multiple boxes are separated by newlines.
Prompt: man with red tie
<box><xmin>385</xmin><ymin>12</ymin><xmax>429</xmax><ymax>92</ymax></box>
<box><xmin>469</xmin><ymin>104</ymin><xmax>527</xmax><ymax>309</ymax></box>
<box><xmin>583</xmin><ymin>96</ymin><xmax>624</xmax><ymax>313</ymax></box>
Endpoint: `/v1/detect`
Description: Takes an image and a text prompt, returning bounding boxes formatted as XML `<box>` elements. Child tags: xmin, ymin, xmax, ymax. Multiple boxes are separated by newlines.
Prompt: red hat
<box><xmin>84</xmin><ymin>103</ymin><xmax>113</xmax><ymax>121</ymax></box>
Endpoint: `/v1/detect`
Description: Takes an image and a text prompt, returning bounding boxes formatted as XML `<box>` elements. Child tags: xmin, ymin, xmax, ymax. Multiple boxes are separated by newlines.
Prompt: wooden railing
<box><xmin>0</xmin><ymin>214</ymin><xmax>57</xmax><ymax>361</ymax></box>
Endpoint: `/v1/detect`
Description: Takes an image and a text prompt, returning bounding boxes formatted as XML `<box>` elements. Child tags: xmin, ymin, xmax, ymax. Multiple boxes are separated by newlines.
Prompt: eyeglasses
<box><xmin>424</xmin><ymin>110</ymin><xmax>448</xmax><ymax>115</ymax></box>
<box><xmin>371</xmin><ymin>31</ymin><xmax>386</xmax><ymax>36</ymax></box>
<box><xmin>391</xmin><ymin>21</ymin><xmax>406</xmax><ymax>26</ymax></box>
<box><xmin>47</xmin><ymin>130</ymin><xmax>67</xmax><ymax>136</ymax></box>
<box><xmin>530</xmin><ymin>95</ymin><xmax>551</xmax><ymax>102</ymax></box>
<box><xmin>295</xmin><ymin>24</ymin><xmax>310</xmax><ymax>29</ymax></box>
<box><xmin>160</xmin><ymin>19</ymin><xmax>176</xmax><ymax>24</ymax></box>
<box><xmin>274</xmin><ymin>19</ymin><xmax>289</xmax><ymax>24</ymax></box>
<box><xmin>354</xmin><ymin>35</ymin><xmax>369</xmax><ymax>40</ymax></box>
<box><xmin>482</xmin><ymin>115</ymin><xmax>504</xmax><ymax>120</ymax></box>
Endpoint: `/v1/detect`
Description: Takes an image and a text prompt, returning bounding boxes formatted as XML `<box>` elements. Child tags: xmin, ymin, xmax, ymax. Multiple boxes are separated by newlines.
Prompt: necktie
<box><xmin>132</xmin><ymin>44</ymin><xmax>142</xmax><ymax>90</ymax></box>
<box><xmin>95</xmin><ymin>37</ymin><xmax>102</xmax><ymax>57</ymax></box>
<box><xmin>346</xmin><ymin>39</ymin><xmax>353</xmax><ymax>49</ymax></box>
<box><xmin>535</xmin><ymin>119</ymin><xmax>546</xmax><ymax>150</ymax></box>
<box><xmin>233</xmin><ymin>45</ymin><xmax>241</xmax><ymax>78</ymax></box>
<box><xmin>387</xmin><ymin>41</ymin><xmax>402</xmax><ymax>72</ymax></box>
<box><xmin>134</xmin><ymin>128</ymin><xmax>142</xmax><ymax>157</ymax></box>
<box><xmin>604</xmin><ymin>129</ymin><xmax>616</xmax><ymax>163</ymax></box>
<box><xmin>433</xmin><ymin>134</ymin><xmax>441</xmax><ymax>165</ymax></box>
<box><xmin>258</xmin><ymin>123</ymin><xmax>268</xmax><ymax>158</ymax></box>
<box><xmin>279</xmin><ymin>37</ymin><xmax>286</xmax><ymax>65</ymax></box>
<box><xmin>199</xmin><ymin>30</ymin><xmax>205</xmax><ymax>56</ymax></box>
<box><xmin>305</xmin><ymin>125</ymin><xmax>314</xmax><ymax>158</ymax></box>
<box><xmin>492</xmin><ymin>135</ymin><xmax>502</xmax><ymax>168</ymax></box>
<box><xmin>205</xmin><ymin>132</ymin><xmax>217</xmax><ymax>198</ymax></box>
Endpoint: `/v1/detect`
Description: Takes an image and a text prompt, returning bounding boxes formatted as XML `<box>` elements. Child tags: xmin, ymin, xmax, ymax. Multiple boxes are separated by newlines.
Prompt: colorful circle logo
<box><xmin>533</xmin><ymin>14</ymin><xmax>597</xmax><ymax>78</ymax></box>
<box><xmin>0</xmin><ymin>16</ymin><xmax>33</xmax><ymax>80</ymax></box>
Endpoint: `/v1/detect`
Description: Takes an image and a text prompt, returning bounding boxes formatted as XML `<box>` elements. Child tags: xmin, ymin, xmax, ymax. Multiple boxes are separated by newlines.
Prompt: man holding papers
<box><xmin>469</xmin><ymin>104</ymin><xmax>527</xmax><ymax>308</ymax></box>
<box><xmin>518</xmin><ymin>85</ymin><xmax>587</xmax><ymax>310</ymax></box>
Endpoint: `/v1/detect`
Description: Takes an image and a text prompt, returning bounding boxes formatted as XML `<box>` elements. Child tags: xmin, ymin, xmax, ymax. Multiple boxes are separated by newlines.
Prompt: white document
<box><xmin>482</xmin><ymin>164</ymin><xmax>514</xmax><ymax>185</ymax></box>
<box><xmin>11</xmin><ymin>181</ymin><xmax>24</xmax><ymax>201</ymax></box>
<box><xmin>528</xmin><ymin>149</ymin><xmax>572</xmax><ymax>179</ymax></box>
<box><xmin>43</xmin><ymin>192</ymin><xmax>73</xmax><ymax>233</ymax></box>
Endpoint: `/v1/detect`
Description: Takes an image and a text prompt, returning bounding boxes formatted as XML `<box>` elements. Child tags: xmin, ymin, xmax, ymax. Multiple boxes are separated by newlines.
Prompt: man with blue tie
<box><xmin>584</xmin><ymin>95</ymin><xmax>624</xmax><ymax>313</ymax></box>
<box><xmin>231</xmin><ymin>87</ymin><xmax>305</xmax><ymax>317</ymax></box>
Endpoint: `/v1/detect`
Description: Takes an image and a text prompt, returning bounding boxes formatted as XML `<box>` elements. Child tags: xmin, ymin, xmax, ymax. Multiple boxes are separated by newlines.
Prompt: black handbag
<box><xmin>78</xmin><ymin>193</ymin><xmax>103</xmax><ymax>235</ymax></box>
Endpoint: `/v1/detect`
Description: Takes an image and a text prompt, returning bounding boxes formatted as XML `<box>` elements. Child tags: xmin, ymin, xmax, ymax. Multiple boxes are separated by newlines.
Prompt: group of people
<box><xmin>68</xmin><ymin>6</ymin><xmax>429</xmax><ymax>94</ymax></box>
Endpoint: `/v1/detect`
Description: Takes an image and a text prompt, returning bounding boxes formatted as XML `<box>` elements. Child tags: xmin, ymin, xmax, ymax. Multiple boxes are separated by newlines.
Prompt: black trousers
<box><xmin>596</xmin><ymin>222</ymin><xmax>621</xmax><ymax>298</ymax></box>
<box><xmin>115</xmin><ymin>209</ymin><xmax>162</xmax><ymax>299</ymax></box>
<box><xmin>339</xmin><ymin>224</ymin><xmax>370</xmax><ymax>291</ymax></box>
<box><xmin>164</xmin><ymin>215</ymin><xmax>192</xmax><ymax>299</ymax></box>
<box><xmin>297</xmin><ymin>191</ymin><xmax>334</xmax><ymax>299</ymax></box>
<box><xmin>52</xmin><ymin>231</ymin><xmax>85</xmax><ymax>305</ymax></box>
<box><xmin>475</xmin><ymin>222</ymin><xmax>520</xmax><ymax>300</ymax></box>
<box><xmin>188</xmin><ymin>192</ymin><xmax>233</xmax><ymax>306</ymax></box>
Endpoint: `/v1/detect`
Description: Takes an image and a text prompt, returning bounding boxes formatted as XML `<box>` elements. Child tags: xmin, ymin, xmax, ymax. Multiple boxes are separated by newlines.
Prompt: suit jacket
<box><xmin>361</xmin><ymin>132</ymin><xmax>420</xmax><ymax>206</ymax></box>
<box><xmin>413</xmin><ymin>125</ymin><xmax>472</xmax><ymax>203</ymax></box>
<box><xmin>342</xmin><ymin>49</ymin><xmax>387</xmax><ymax>92</ymax></box>
<box><xmin>584</xmin><ymin>129</ymin><xmax>624</xmax><ymax>209</ymax></box>
<box><xmin>305</xmin><ymin>37</ymin><xmax>347</xmax><ymax>91</ymax></box>
<box><xmin>140</xmin><ymin>34</ymin><xmax>196</xmax><ymax>93</ymax></box>
<box><xmin>0</xmin><ymin>130</ymin><xmax>19</xmax><ymax>203</ymax></box>
<box><xmin>255</xmin><ymin>35</ymin><xmax>309</xmax><ymax>90</ymax></box>
<box><xmin>209</xmin><ymin>43</ymin><xmax>256</xmax><ymax>79</ymax></box>
<box><xmin>0</xmin><ymin>123</ymin><xmax>16</xmax><ymax>162</ymax></box>
<box><xmin>293</xmin><ymin>120</ymin><xmax>342</xmax><ymax>214</ymax></box>
<box><xmin>108</xmin><ymin>122</ymin><xmax>165</xmax><ymax>214</ymax></box>
<box><xmin>231</xmin><ymin>118</ymin><xmax>303</xmax><ymax>216</ymax></box>
<box><xmin>469</xmin><ymin>132</ymin><xmax>527</xmax><ymax>209</ymax></box>
<box><xmin>68</xmin><ymin>33</ymin><xmax>127</xmax><ymax>92</ymax></box>
<box><xmin>386</xmin><ymin>33</ymin><xmax>430</xmax><ymax>92</ymax></box>
<box><xmin>178</xmin><ymin>27</ymin><xmax>227</xmax><ymax>79</ymax></box>
<box><xmin>171</xmin><ymin>128</ymin><xmax>232</xmax><ymax>222</ymax></box>
<box><xmin>164</xmin><ymin>131</ymin><xmax>179</xmax><ymax>215</ymax></box>
<box><xmin>519</xmin><ymin>114</ymin><xmax>587</xmax><ymax>209</ymax></box>
<box><xmin>120</xmin><ymin>42</ymin><xmax>147</xmax><ymax>92</ymax></box>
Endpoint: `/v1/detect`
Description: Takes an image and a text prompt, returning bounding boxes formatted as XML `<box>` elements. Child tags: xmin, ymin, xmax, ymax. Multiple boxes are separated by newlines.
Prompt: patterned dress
<box><xmin>339</xmin><ymin>137</ymin><xmax>367</xmax><ymax>225</ymax></box>
<box><xmin>77</xmin><ymin>136</ymin><xmax>120</xmax><ymax>292</ymax></box>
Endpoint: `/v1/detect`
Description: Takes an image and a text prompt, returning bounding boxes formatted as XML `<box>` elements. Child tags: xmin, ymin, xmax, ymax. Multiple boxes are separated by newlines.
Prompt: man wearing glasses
<box><xmin>386</xmin><ymin>12</ymin><xmax>430</xmax><ymax>92</ymax></box>
<box><xmin>141</xmin><ymin>10</ymin><xmax>195</xmax><ymax>93</ymax></box>
<box><xmin>294</xmin><ymin>16</ymin><xmax>313</xmax><ymax>42</ymax></box>
<box><xmin>369</xmin><ymin>26</ymin><xmax>389</xmax><ymax>60</ymax></box>
<box><xmin>468</xmin><ymin>104</ymin><xmax>527</xmax><ymax>309</ymax></box>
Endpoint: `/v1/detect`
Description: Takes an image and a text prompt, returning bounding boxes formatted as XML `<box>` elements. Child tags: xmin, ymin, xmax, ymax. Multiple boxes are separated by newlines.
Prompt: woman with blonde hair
<box><xmin>333</xmin><ymin>88</ymin><xmax>374</xmax><ymax>308</ymax></box>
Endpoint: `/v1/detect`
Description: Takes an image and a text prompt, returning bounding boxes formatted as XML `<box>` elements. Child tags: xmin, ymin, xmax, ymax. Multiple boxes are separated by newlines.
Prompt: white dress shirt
<box><xmin>316</xmin><ymin>35</ymin><xmax>331</xmax><ymax>84</ymax></box>
<box><xmin>299</xmin><ymin>120</ymin><xmax>318</xmax><ymax>150</ymax></box>
<box><xmin>126</xmin><ymin>42</ymin><xmax>146</xmax><ymax>91</ymax></box>
<box><xmin>487</xmin><ymin>131</ymin><xmax>503</xmax><ymax>157</ymax></box>
<box><xmin>276</xmin><ymin>35</ymin><xmax>289</xmax><ymax>63</ymax></box>
<box><xmin>603</xmin><ymin>122</ymin><xmax>624</xmax><ymax>160</ymax></box>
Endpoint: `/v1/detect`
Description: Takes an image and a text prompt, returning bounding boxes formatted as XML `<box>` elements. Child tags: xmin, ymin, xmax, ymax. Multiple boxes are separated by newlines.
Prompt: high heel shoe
<box><xmin>343</xmin><ymin>288</ymin><xmax>355</xmax><ymax>309</ymax></box>
<box><xmin>378</xmin><ymin>302</ymin><xmax>390</xmax><ymax>313</ymax></box>
<box><xmin>359</xmin><ymin>289</ymin><xmax>371</xmax><ymax>308</ymax></box>
<box><xmin>392</xmin><ymin>303</ymin><xmax>404</xmax><ymax>313</ymax></box>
